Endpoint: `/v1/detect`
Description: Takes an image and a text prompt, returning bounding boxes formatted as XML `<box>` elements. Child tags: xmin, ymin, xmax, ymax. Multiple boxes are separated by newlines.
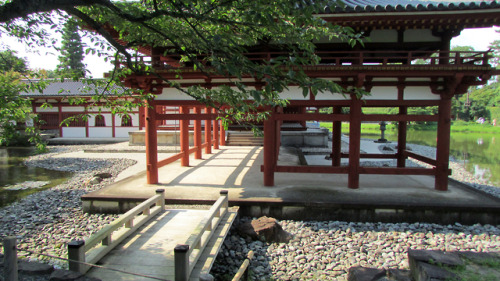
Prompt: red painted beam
<box><xmin>156</xmin><ymin>113</ymin><xmax>219</xmax><ymax>120</ymax></box>
<box><xmin>273</xmin><ymin>165</ymin><xmax>349</xmax><ymax>174</ymax></box>
<box><xmin>404</xmin><ymin>151</ymin><xmax>437</xmax><ymax>166</ymax></box>
<box><xmin>158</xmin><ymin>152</ymin><xmax>184</xmax><ymax>168</ymax></box>
<box><xmin>359</xmin><ymin>167</ymin><xmax>438</xmax><ymax>175</ymax></box>
<box><xmin>213</xmin><ymin>108</ymin><xmax>219</xmax><ymax>150</ymax></box>
<box><xmin>362</xmin><ymin>114</ymin><xmax>438</xmax><ymax>122</ymax></box>
<box><xmin>272</xmin><ymin>113</ymin><xmax>349</xmax><ymax>121</ymax></box>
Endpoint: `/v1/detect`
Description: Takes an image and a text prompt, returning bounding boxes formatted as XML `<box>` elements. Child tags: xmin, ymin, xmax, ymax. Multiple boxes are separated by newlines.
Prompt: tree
<box><xmin>0</xmin><ymin>0</ymin><xmax>360</xmax><ymax>126</ymax></box>
<box><xmin>56</xmin><ymin>18</ymin><xmax>86</xmax><ymax>79</ymax></box>
<box><xmin>0</xmin><ymin>50</ymin><xmax>28</xmax><ymax>73</ymax></box>
<box><xmin>0</xmin><ymin>51</ymin><xmax>45</xmax><ymax>149</ymax></box>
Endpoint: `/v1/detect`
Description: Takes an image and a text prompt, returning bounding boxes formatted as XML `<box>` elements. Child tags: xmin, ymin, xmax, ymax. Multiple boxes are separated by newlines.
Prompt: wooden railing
<box><xmin>174</xmin><ymin>190</ymin><xmax>229</xmax><ymax>281</ymax></box>
<box><xmin>232</xmin><ymin>250</ymin><xmax>254</xmax><ymax>281</ymax></box>
<box><xmin>67</xmin><ymin>189</ymin><xmax>165</xmax><ymax>274</ymax></box>
<box><xmin>118</xmin><ymin>50</ymin><xmax>492</xmax><ymax>70</ymax></box>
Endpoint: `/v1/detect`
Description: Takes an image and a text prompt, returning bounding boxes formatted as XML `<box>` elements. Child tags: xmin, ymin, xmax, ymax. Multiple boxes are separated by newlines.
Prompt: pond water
<box><xmin>0</xmin><ymin>148</ymin><xmax>71</xmax><ymax>207</ymax></box>
<box><xmin>362</xmin><ymin>130</ymin><xmax>500</xmax><ymax>187</ymax></box>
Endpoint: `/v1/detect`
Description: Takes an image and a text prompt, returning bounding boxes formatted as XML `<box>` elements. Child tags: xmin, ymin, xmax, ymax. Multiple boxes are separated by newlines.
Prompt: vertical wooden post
<box><xmin>205</xmin><ymin>107</ymin><xmax>212</xmax><ymax>154</ymax></box>
<box><xmin>332</xmin><ymin>106</ymin><xmax>342</xmax><ymax>167</ymax></box>
<box><xmin>219</xmin><ymin>117</ymin><xmax>226</xmax><ymax>146</ymax></box>
<box><xmin>194</xmin><ymin>107</ymin><xmax>202</xmax><ymax>159</ymax></box>
<box><xmin>68</xmin><ymin>240</ymin><xmax>86</xmax><ymax>274</ymax></box>
<box><xmin>180</xmin><ymin>106</ymin><xmax>189</xmax><ymax>167</ymax></box>
<box><xmin>139</xmin><ymin>106</ymin><xmax>145</xmax><ymax>130</ymax></box>
<box><xmin>275</xmin><ymin>107</ymin><xmax>282</xmax><ymax>160</ymax></box>
<box><xmin>213</xmin><ymin>108</ymin><xmax>219</xmax><ymax>150</ymax></box>
<box><xmin>348</xmin><ymin>95</ymin><xmax>362</xmax><ymax>189</ymax></box>
<box><xmin>220</xmin><ymin>190</ymin><xmax>229</xmax><ymax>209</ymax></box>
<box><xmin>174</xmin><ymin>244</ymin><xmax>190</xmax><ymax>281</ymax></box>
<box><xmin>145</xmin><ymin>100</ymin><xmax>158</xmax><ymax>184</ymax></box>
<box><xmin>156</xmin><ymin>189</ymin><xmax>165</xmax><ymax>211</ymax></box>
<box><xmin>397</xmin><ymin>106</ymin><xmax>408</xmax><ymax>167</ymax></box>
<box><xmin>84</xmin><ymin>107</ymin><xmax>89</xmax><ymax>138</ymax></box>
<box><xmin>435</xmin><ymin>96</ymin><xmax>452</xmax><ymax>191</ymax></box>
<box><xmin>4</xmin><ymin>237</ymin><xmax>18</xmax><ymax>281</ymax></box>
<box><xmin>111</xmin><ymin>113</ymin><xmax>116</xmax><ymax>138</ymax></box>
<box><xmin>263</xmin><ymin>108</ymin><xmax>276</xmax><ymax>186</ymax></box>
<box><xmin>58</xmin><ymin>102</ymin><xmax>63</xmax><ymax>137</ymax></box>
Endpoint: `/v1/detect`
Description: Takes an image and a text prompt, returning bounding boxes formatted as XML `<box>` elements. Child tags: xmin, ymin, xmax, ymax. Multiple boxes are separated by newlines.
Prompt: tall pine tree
<box><xmin>57</xmin><ymin>19</ymin><xmax>86</xmax><ymax>79</ymax></box>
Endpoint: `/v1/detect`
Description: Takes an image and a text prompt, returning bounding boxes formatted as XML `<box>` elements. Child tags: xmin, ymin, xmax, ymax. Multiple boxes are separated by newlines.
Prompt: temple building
<box><xmin>32</xmin><ymin>1</ymin><xmax>500</xmax><ymax>191</ymax></box>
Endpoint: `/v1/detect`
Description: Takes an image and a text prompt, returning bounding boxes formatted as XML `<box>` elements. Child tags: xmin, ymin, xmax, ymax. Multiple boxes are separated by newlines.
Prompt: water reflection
<box><xmin>361</xmin><ymin>131</ymin><xmax>500</xmax><ymax>187</ymax></box>
<box><xmin>0</xmin><ymin>148</ymin><xmax>71</xmax><ymax>207</ymax></box>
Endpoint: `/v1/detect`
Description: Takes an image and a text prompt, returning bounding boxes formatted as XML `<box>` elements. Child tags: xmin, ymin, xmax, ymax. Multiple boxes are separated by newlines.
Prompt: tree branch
<box><xmin>0</xmin><ymin>0</ymin><xmax>103</xmax><ymax>23</ymax></box>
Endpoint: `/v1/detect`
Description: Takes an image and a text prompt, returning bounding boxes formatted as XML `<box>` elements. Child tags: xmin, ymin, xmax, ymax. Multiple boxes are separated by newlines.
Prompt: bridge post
<box><xmin>220</xmin><ymin>190</ymin><xmax>228</xmax><ymax>210</ymax></box>
<box><xmin>68</xmin><ymin>240</ymin><xmax>87</xmax><ymax>274</ymax></box>
<box><xmin>4</xmin><ymin>236</ymin><xmax>18</xmax><ymax>281</ymax></box>
<box><xmin>156</xmin><ymin>189</ymin><xmax>165</xmax><ymax>211</ymax></box>
<box><xmin>174</xmin><ymin>244</ymin><xmax>189</xmax><ymax>281</ymax></box>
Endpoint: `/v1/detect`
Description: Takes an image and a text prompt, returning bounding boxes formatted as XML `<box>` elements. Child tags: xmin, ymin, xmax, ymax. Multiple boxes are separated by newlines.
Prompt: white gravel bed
<box><xmin>211</xmin><ymin>142</ymin><xmax>500</xmax><ymax>281</ymax></box>
<box><xmin>0</xmin><ymin>145</ymin><xmax>137</xmax><ymax>270</ymax></box>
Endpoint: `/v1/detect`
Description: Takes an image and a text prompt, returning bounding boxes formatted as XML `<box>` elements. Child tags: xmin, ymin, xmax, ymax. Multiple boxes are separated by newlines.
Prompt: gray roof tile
<box><xmin>22</xmin><ymin>80</ymin><xmax>128</xmax><ymax>97</ymax></box>
<box><xmin>325</xmin><ymin>0</ymin><xmax>499</xmax><ymax>13</ymax></box>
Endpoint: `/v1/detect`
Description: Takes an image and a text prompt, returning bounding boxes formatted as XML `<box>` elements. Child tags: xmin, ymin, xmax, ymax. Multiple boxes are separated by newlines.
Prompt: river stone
<box><xmin>18</xmin><ymin>260</ymin><xmax>54</xmax><ymax>275</ymax></box>
<box><xmin>93</xmin><ymin>172</ymin><xmax>112</xmax><ymax>179</ymax></box>
<box><xmin>408</xmin><ymin>249</ymin><xmax>463</xmax><ymax>268</ymax></box>
<box><xmin>412</xmin><ymin>262</ymin><xmax>458</xmax><ymax>281</ymax></box>
<box><xmin>347</xmin><ymin>267</ymin><xmax>386</xmax><ymax>281</ymax></box>
<box><xmin>236</xmin><ymin>216</ymin><xmax>292</xmax><ymax>243</ymax></box>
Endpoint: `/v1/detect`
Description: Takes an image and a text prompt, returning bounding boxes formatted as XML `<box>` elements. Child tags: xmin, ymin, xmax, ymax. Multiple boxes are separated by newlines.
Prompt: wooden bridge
<box><xmin>67</xmin><ymin>190</ymin><xmax>238</xmax><ymax>281</ymax></box>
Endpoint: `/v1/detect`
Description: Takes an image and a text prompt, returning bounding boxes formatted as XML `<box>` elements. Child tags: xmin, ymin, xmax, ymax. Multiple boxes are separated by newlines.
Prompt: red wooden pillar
<box><xmin>397</xmin><ymin>106</ymin><xmax>408</xmax><ymax>167</ymax></box>
<box><xmin>84</xmin><ymin>107</ymin><xmax>89</xmax><ymax>138</ymax></box>
<box><xmin>180</xmin><ymin>106</ymin><xmax>189</xmax><ymax>167</ymax></box>
<box><xmin>205</xmin><ymin>107</ymin><xmax>212</xmax><ymax>154</ymax></box>
<box><xmin>299</xmin><ymin>106</ymin><xmax>307</xmax><ymax>128</ymax></box>
<box><xmin>111</xmin><ymin>113</ymin><xmax>116</xmax><ymax>138</ymax></box>
<box><xmin>275</xmin><ymin>107</ymin><xmax>282</xmax><ymax>160</ymax></box>
<box><xmin>435</xmin><ymin>96</ymin><xmax>452</xmax><ymax>191</ymax></box>
<box><xmin>397</xmin><ymin>84</ymin><xmax>407</xmax><ymax>167</ymax></box>
<box><xmin>194</xmin><ymin>107</ymin><xmax>202</xmax><ymax>159</ymax></box>
<box><xmin>332</xmin><ymin>106</ymin><xmax>342</xmax><ymax>166</ymax></box>
<box><xmin>263</xmin><ymin>108</ymin><xmax>276</xmax><ymax>186</ymax></box>
<box><xmin>219</xmin><ymin>114</ymin><xmax>226</xmax><ymax>146</ymax></box>
<box><xmin>145</xmin><ymin>100</ymin><xmax>158</xmax><ymax>184</ymax></box>
<box><xmin>139</xmin><ymin>106</ymin><xmax>145</xmax><ymax>130</ymax></box>
<box><xmin>348</xmin><ymin>95</ymin><xmax>362</xmax><ymax>189</ymax></box>
<box><xmin>213</xmin><ymin>108</ymin><xmax>219</xmax><ymax>150</ymax></box>
<box><xmin>58</xmin><ymin>102</ymin><xmax>63</xmax><ymax>137</ymax></box>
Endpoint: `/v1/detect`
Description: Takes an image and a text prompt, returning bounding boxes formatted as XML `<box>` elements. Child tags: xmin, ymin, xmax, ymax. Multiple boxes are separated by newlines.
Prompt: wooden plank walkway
<box><xmin>85</xmin><ymin>208</ymin><xmax>237</xmax><ymax>281</ymax></box>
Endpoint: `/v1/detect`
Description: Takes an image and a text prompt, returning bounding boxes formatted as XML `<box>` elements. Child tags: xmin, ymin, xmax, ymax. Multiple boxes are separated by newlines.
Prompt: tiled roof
<box><xmin>22</xmin><ymin>80</ymin><xmax>128</xmax><ymax>97</ymax></box>
<box><xmin>325</xmin><ymin>0</ymin><xmax>500</xmax><ymax>13</ymax></box>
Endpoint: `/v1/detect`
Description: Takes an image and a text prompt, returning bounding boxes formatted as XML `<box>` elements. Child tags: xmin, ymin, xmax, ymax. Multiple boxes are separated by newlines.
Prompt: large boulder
<box><xmin>236</xmin><ymin>216</ymin><xmax>291</xmax><ymax>243</ymax></box>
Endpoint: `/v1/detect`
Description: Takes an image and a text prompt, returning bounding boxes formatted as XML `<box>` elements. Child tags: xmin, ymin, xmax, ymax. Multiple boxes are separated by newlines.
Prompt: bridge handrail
<box><xmin>174</xmin><ymin>190</ymin><xmax>229</xmax><ymax>281</ymax></box>
<box><xmin>67</xmin><ymin>189</ymin><xmax>166</xmax><ymax>274</ymax></box>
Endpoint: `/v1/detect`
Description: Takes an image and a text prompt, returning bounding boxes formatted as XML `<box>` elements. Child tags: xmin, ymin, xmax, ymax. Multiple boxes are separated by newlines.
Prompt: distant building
<box><xmin>22</xmin><ymin>81</ymin><xmax>141</xmax><ymax>139</ymax></box>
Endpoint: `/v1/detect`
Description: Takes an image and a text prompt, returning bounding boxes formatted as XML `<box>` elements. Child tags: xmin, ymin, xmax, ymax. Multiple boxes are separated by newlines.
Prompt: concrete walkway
<box><xmin>81</xmin><ymin>145</ymin><xmax>499</xmax><ymax>210</ymax></box>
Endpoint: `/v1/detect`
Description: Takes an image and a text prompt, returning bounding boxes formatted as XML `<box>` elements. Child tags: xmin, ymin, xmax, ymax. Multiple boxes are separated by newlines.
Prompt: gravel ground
<box><xmin>0</xmin><ymin>145</ymin><xmax>136</xmax><ymax>271</ymax></box>
<box><xmin>211</xmin><ymin>142</ymin><xmax>500</xmax><ymax>281</ymax></box>
<box><xmin>1</xmin><ymin>143</ymin><xmax>499</xmax><ymax>281</ymax></box>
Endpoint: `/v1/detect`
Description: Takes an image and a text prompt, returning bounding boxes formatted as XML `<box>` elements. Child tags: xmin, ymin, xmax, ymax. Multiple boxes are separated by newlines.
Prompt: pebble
<box><xmin>211</xmin><ymin>142</ymin><xmax>500</xmax><ymax>280</ymax></box>
<box><xmin>1</xmin><ymin>143</ymin><xmax>499</xmax><ymax>281</ymax></box>
<box><xmin>0</xmin><ymin>145</ymin><xmax>135</xmax><ymax>271</ymax></box>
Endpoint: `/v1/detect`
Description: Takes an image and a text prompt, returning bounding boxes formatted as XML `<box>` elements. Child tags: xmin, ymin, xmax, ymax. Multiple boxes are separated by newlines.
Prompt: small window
<box><xmin>95</xmin><ymin>115</ymin><xmax>106</xmax><ymax>127</ymax></box>
<box><xmin>121</xmin><ymin>115</ymin><xmax>133</xmax><ymax>127</ymax></box>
